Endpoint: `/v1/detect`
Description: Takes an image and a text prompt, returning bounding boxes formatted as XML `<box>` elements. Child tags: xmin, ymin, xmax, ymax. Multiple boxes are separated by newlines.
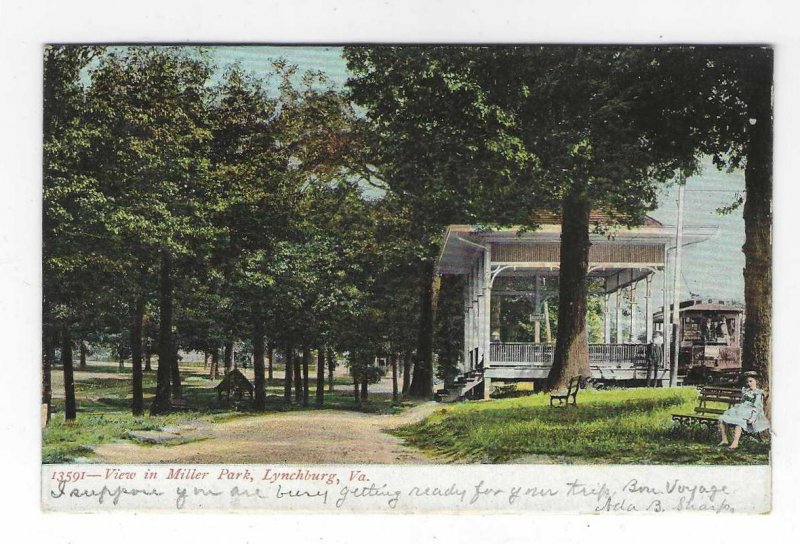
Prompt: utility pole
<box><xmin>670</xmin><ymin>182</ymin><xmax>685</xmax><ymax>386</ymax></box>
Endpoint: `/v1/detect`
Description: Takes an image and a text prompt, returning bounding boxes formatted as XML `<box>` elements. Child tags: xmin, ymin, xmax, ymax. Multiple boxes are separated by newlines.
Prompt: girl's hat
<box><xmin>742</xmin><ymin>371</ymin><xmax>760</xmax><ymax>379</ymax></box>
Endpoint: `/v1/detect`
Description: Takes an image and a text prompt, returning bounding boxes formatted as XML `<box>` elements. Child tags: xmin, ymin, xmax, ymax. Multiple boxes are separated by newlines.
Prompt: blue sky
<box><xmin>206</xmin><ymin>46</ymin><xmax>747</xmax><ymax>308</ymax></box>
<box><xmin>210</xmin><ymin>45</ymin><xmax>349</xmax><ymax>87</ymax></box>
<box><xmin>650</xmin><ymin>159</ymin><xmax>745</xmax><ymax>307</ymax></box>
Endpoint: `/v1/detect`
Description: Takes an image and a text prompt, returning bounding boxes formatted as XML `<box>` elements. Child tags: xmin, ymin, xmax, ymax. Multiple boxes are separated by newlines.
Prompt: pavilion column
<box><xmin>475</xmin><ymin>256</ymin><xmax>483</xmax><ymax>368</ymax></box>
<box><xmin>645</xmin><ymin>274</ymin><xmax>654</xmax><ymax>343</ymax></box>
<box><xmin>603</xmin><ymin>292</ymin><xmax>611</xmax><ymax>344</ymax></box>
<box><xmin>481</xmin><ymin>245</ymin><xmax>492</xmax><ymax>400</ymax></box>
<box><xmin>471</xmin><ymin>264</ymin><xmax>478</xmax><ymax>369</ymax></box>
<box><xmin>463</xmin><ymin>270</ymin><xmax>471</xmax><ymax>372</ymax></box>
<box><xmin>615</xmin><ymin>288</ymin><xmax>623</xmax><ymax>344</ymax></box>
<box><xmin>629</xmin><ymin>283</ymin><xmax>637</xmax><ymax>343</ymax></box>
<box><xmin>543</xmin><ymin>298</ymin><xmax>552</xmax><ymax>343</ymax></box>
<box><xmin>533</xmin><ymin>276</ymin><xmax>541</xmax><ymax>343</ymax></box>
<box><xmin>482</xmin><ymin>244</ymin><xmax>492</xmax><ymax>367</ymax></box>
<box><xmin>467</xmin><ymin>267</ymin><xmax>472</xmax><ymax>369</ymax></box>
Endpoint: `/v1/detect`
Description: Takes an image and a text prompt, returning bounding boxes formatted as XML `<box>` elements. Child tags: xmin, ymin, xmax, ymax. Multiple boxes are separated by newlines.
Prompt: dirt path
<box><xmin>93</xmin><ymin>402</ymin><xmax>441</xmax><ymax>464</ymax></box>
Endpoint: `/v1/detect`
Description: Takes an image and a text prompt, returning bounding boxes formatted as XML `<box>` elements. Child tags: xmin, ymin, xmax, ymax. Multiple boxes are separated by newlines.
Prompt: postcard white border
<box><xmin>42</xmin><ymin>463</ymin><xmax>770</xmax><ymax>514</ymax></box>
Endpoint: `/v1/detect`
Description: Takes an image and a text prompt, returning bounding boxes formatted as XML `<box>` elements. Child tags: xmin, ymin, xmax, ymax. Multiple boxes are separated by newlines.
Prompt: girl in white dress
<box><xmin>718</xmin><ymin>373</ymin><xmax>769</xmax><ymax>450</ymax></box>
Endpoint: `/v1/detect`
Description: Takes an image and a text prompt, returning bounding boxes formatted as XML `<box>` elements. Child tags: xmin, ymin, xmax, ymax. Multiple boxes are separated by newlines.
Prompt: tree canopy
<box><xmin>43</xmin><ymin>45</ymin><xmax>772</xmax><ymax>421</ymax></box>
<box><xmin>344</xmin><ymin>45</ymin><xmax>771</xmax><ymax>389</ymax></box>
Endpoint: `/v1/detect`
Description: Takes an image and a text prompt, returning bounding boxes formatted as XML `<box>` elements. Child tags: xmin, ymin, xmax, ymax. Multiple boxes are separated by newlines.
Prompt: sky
<box><xmin>208</xmin><ymin>45</ymin><xmax>747</xmax><ymax>309</ymax></box>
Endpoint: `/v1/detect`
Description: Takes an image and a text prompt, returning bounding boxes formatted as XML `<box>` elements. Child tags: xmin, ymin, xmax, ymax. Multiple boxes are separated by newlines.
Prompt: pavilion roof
<box><xmin>527</xmin><ymin>210</ymin><xmax>664</xmax><ymax>227</ymax></box>
<box><xmin>437</xmin><ymin>217</ymin><xmax>717</xmax><ymax>279</ymax></box>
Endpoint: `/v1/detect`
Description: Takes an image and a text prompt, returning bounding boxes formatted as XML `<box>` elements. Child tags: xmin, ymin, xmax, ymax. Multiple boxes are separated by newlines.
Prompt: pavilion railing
<box><xmin>489</xmin><ymin>343</ymin><xmax>553</xmax><ymax>364</ymax></box>
<box><xmin>489</xmin><ymin>342</ymin><xmax>649</xmax><ymax>367</ymax></box>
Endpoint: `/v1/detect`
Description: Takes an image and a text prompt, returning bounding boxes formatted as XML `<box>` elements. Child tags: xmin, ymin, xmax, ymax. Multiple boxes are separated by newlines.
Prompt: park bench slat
<box><xmin>695</xmin><ymin>407</ymin><xmax>726</xmax><ymax>415</ymax></box>
<box><xmin>698</xmin><ymin>396</ymin><xmax>739</xmax><ymax>404</ymax></box>
<box><xmin>672</xmin><ymin>385</ymin><xmax>740</xmax><ymax>428</ymax></box>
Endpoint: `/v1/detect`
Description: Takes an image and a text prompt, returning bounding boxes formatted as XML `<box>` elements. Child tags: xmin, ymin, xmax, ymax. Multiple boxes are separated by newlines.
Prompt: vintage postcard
<box><xmin>39</xmin><ymin>43</ymin><xmax>773</xmax><ymax>514</ymax></box>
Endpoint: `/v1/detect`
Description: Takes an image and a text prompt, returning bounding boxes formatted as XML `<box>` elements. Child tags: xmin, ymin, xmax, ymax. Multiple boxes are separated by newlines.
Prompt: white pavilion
<box><xmin>436</xmin><ymin>214</ymin><xmax>716</xmax><ymax>398</ymax></box>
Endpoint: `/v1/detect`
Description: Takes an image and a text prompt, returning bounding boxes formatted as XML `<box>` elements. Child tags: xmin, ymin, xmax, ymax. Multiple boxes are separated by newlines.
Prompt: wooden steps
<box><xmin>437</xmin><ymin>370</ymin><xmax>484</xmax><ymax>402</ymax></box>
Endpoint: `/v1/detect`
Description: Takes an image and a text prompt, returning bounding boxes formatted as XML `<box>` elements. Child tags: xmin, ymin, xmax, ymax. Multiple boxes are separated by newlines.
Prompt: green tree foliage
<box><xmin>44</xmin><ymin>45</ymin><xmax>769</xmax><ymax>423</ymax></box>
<box><xmin>592</xmin><ymin>46</ymin><xmax>773</xmax><ymax>385</ymax></box>
<box><xmin>344</xmin><ymin>46</ymin><xmax>756</xmax><ymax>390</ymax></box>
<box><xmin>44</xmin><ymin>46</ymin><xmax>394</xmax><ymax>420</ymax></box>
<box><xmin>677</xmin><ymin>49</ymin><xmax>772</xmax><ymax>388</ymax></box>
<box><xmin>43</xmin><ymin>45</ymin><xmax>104</xmax><ymax>420</ymax></box>
<box><xmin>81</xmin><ymin>47</ymin><xmax>217</xmax><ymax>414</ymax></box>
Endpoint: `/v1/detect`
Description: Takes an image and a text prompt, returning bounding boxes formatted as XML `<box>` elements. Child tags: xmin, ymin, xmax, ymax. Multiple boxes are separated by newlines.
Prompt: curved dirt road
<box><xmin>93</xmin><ymin>402</ymin><xmax>441</xmax><ymax>464</ymax></box>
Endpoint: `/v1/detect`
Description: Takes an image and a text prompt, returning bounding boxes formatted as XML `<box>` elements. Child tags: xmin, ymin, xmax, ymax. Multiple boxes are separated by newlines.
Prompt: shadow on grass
<box><xmin>46</xmin><ymin>368</ymin><xmax>410</xmax><ymax>463</ymax></box>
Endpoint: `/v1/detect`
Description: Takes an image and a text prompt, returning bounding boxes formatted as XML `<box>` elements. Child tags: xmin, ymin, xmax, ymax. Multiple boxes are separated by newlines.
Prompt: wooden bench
<box><xmin>550</xmin><ymin>376</ymin><xmax>584</xmax><ymax>408</ymax></box>
<box><xmin>671</xmin><ymin>386</ymin><xmax>740</xmax><ymax>428</ymax></box>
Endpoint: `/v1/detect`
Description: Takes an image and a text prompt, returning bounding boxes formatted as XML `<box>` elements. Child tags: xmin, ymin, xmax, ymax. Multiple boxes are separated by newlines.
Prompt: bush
<box><xmin>489</xmin><ymin>384</ymin><xmax>531</xmax><ymax>399</ymax></box>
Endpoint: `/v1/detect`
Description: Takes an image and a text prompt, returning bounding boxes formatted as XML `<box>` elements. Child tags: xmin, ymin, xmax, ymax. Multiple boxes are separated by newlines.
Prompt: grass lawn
<box><xmin>44</xmin><ymin>360</ymin><xmax>410</xmax><ymax>463</ymax></box>
<box><xmin>391</xmin><ymin>387</ymin><xmax>770</xmax><ymax>465</ymax></box>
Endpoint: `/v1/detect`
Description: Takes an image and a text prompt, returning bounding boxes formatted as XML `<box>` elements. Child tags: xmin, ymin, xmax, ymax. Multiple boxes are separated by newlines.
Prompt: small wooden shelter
<box><xmin>215</xmin><ymin>368</ymin><xmax>255</xmax><ymax>404</ymax></box>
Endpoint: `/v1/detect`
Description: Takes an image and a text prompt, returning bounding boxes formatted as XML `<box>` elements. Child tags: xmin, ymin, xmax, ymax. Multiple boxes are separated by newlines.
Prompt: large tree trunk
<box><xmin>293</xmin><ymin>350</ymin><xmax>302</xmax><ymax>404</ymax></box>
<box><xmin>267</xmin><ymin>341</ymin><xmax>274</xmax><ymax>381</ymax></box>
<box><xmin>144</xmin><ymin>341</ymin><xmax>152</xmax><ymax>371</ymax></box>
<box><xmin>131</xmin><ymin>295</ymin><xmax>145</xmax><ymax>415</ymax></box>
<box><xmin>302</xmin><ymin>347</ymin><xmax>310</xmax><ymax>407</ymax></box>
<box><xmin>316</xmin><ymin>347</ymin><xmax>325</xmax><ymax>406</ymax></box>
<box><xmin>402</xmin><ymin>350</ymin><xmax>412</xmax><ymax>397</ymax></box>
<box><xmin>284</xmin><ymin>345</ymin><xmax>294</xmax><ymax>403</ymax></box>
<box><xmin>327</xmin><ymin>347</ymin><xmax>335</xmax><ymax>392</ymax></box>
<box><xmin>546</xmin><ymin>187</ymin><xmax>592</xmax><ymax>391</ymax></box>
<box><xmin>223</xmin><ymin>341</ymin><xmax>233</xmax><ymax>374</ymax></box>
<box><xmin>42</xmin><ymin>322</ymin><xmax>56</xmax><ymax>425</ymax></box>
<box><xmin>409</xmin><ymin>259</ymin><xmax>440</xmax><ymax>397</ymax></box>
<box><xmin>170</xmin><ymin>343</ymin><xmax>182</xmax><ymax>400</ymax></box>
<box><xmin>353</xmin><ymin>372</ymin><xmax>360</xmax><ymax>404</ymax></box>
<box><xmin>253</xmin><ymin>319</ymin><xmax>266</xmax><ymax>411</ymax></box>
<box><xmin>360</xmin><ymin>377</ymin><xmax>368</xmax><ymax>402</ymax></box>
<box><xmin>210</xmin><ymin>346</ymin><xmax>220</xmax><ymax>380</ymax></box>
<box><xmin>741</xmin><ymin>53</ymin><xmax>773</xmax><ymax>393</ymax></box>
<box><xmin>61</xmin><ymin>323</ymin><xmax>77</xmax><ymax>421</ymax></box>
<box><xmin>79</xmin><ymin>339</ymin><xmax>87</xmax><ymax>371</ymax></box>
<box><xmin>391</xmin><ymin>353</ymin><xmax>399</xmax><ymax>403</ymax></box>
<box><xmin>151</xmin><ymin>250</ymin><xmax>173</xmax><ymax>415</ymax></box>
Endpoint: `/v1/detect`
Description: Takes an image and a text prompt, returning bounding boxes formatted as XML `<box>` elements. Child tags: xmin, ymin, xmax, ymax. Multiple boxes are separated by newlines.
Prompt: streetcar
<box><xmin>653</xmin><ymin>299</ymin><xmax>744</xmax><ymax>384</ymax></box>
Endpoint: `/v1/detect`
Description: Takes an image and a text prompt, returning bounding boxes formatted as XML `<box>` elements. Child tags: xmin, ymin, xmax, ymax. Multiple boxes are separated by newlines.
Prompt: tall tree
<box><xmin>344</xmin><ymin>47</ymin><xmax>545</xmax><ymax>394</ymax></box>
<box><xmin>738</xmin><ymin>51</ymin><xmax>773</xmax><ymax>388</ymax></box>
<box><xmin>43</xmin><ymin>45</ymin><xmax>104</xmax><ymax>421</ymax></box>
<box><xmin>688</xmin><ymin>49</ymin><xmax>773</xmax><ymax>387</ymax></box>
<box><xmin>614</xmin><ymin>46</ymin><xmax>773</xmax><ymax>386</ymax></box>
<box><xmin>80</xmin><ymin>47</ymin><xmax>216</xmax><ymax>414</ymax></box>
<box><xmin>345</xmin><ymin>46</ymin><xmax>717</xmax><ymax>390</ymax></box>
